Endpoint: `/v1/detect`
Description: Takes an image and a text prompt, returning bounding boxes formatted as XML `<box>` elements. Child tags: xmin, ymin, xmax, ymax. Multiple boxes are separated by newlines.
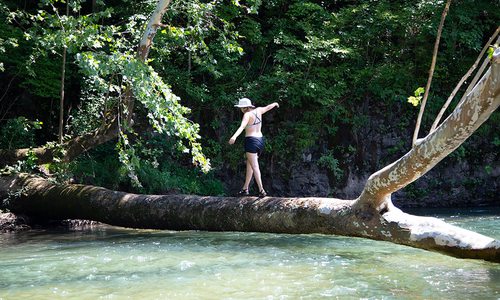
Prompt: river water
<box><xmin>0</xmin><ymin>208</ymin><xmax>499</xmax><ymax>299</ymax></box>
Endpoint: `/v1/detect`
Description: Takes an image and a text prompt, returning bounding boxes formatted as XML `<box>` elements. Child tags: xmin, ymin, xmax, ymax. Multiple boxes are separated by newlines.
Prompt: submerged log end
<box><xmin>420</xmin><ymin>238</ymin><xmax>500</xmax><ymax>262</ymax></box>
<box><xmin>383</xmin><ymin>208</ymin><xmax>500</xmax><ymax>263</ymax></box>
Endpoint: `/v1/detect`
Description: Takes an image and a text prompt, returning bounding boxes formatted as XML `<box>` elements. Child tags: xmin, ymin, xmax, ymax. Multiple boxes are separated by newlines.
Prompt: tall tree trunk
<box><xmin>137</xmin><ymin>0</ymin><xmax>172</xmax><ymax>60</ymax></box>
<box><xmin>58</xmin><ymin>44</ymin><xmax>66</xmax><ymax>144</ymax></box>
<box><xmin>412</xmin><ymin>0</ymin><xmax>452</xmax><ymax>145</ymax></box>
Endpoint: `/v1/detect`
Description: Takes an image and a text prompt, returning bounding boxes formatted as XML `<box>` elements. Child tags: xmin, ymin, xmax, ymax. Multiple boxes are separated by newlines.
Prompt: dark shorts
<box><xmin>244</xmin><ymin>136</ymin><xmax>265</xmax><ymax>156</ymax></box>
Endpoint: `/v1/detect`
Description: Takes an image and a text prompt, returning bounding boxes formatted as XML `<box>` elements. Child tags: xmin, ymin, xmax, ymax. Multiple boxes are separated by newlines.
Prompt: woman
<box><xmin>228</xmin><ymin>97</ymin><xmax>279</xmax><ymax>197</ymax></box>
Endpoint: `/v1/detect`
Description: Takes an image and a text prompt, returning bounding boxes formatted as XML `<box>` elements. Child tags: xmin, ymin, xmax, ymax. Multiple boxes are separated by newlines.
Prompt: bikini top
<box><xmin>246</xmin><ymin>111</ymin><xmax>262</xmax><ymax>127</ymax></box>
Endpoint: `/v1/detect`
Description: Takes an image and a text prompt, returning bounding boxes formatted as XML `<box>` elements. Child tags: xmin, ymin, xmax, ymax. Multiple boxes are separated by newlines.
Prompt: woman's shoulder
<box><xmin>242</xmin><ymin>111</ymin><xmax>253</xmax><ymax>119</ymax></box>
<box><xmin>246</xmin><ymin>108</ymin><xmax>260</xmax><ymax>115</ymax></box>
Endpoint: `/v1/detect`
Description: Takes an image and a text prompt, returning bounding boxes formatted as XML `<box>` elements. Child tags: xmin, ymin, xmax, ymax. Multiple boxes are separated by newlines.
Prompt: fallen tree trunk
<box><xmin>0</xmin><ymin>173</ymin><xmax>498</xmax><ymax>262</ymax></box>
<box><xmin>0</xmin><ymin>58</ymin><xmax>498</xmax><ymax>261</ymax></box>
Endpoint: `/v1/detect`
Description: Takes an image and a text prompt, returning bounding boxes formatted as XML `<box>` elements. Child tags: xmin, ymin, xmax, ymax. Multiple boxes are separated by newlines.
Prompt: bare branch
<box><xmin>412</xmin><ymin>0</ymin><xmax>452</xmax><ymax>146</ymax></box>
<box><xmin>430</xmin><ymin>27</ymin><xmax>500</xmax><ymax>132</ymax></box>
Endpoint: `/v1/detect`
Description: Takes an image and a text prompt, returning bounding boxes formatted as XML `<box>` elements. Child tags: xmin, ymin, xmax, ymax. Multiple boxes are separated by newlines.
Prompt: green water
<box><xmin>1</xmin><ymin>208</ymin><xmax>499</xmax><ymax>299</ymax></box>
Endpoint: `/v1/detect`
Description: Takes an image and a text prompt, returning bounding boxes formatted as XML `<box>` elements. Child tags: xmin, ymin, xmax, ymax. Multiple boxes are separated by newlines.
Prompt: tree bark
<box><xmin>1</xmin><ymin>173</ymin><xmax>498</xmax><ymax>262</ymax></box>
<box><xmin>58</xmin><ymin>45</ymin><xmax>67</xmax><ymax>144</ymax></box>
<box><xmin>58</xmin><ymin>3</ymin><xmax>69</xmax><ymax>144</ymax></box>
<box><xmin>0</xmin><ymin>121</ymin><xmax>119</xmax><ymax>166</ymax></box>
<box><xmin>430</xmin><ymin>27</ymin><xmax>500</xmax><ymax>131</ymax></box>
<box><xmin>137</xmin><ymin>0</ymin><xmax>172</xmax><ymax>60</ymax></box>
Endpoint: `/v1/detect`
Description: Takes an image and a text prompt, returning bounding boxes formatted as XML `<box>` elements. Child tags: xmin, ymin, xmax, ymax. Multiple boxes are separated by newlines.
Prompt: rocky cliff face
<box><xmin>222</xmin><ymin>111</ymin><xmax>499</xmax><ymax>208</ymax></box>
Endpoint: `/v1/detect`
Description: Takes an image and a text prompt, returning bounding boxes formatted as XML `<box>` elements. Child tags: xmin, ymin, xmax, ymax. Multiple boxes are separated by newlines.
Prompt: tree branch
<box><xmin>356</xmin><ymin>46</ymin><xmax>500</xmax><ymax>209</ymax></box>
<box><xmin>412</xmin><ymin>0</ymin><xmax>452</xmax><ymax>146</ymax></box>
<box><xmin>430</xmin><ymin>27</ymin><xmax>500</xmax><ymax>132</ymax></box>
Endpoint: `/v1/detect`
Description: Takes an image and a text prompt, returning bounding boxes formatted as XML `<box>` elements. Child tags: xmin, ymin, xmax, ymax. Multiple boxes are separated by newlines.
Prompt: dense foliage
<box><xmin>0</xmin><ymin>0</ymin><xmax>498</xmax><ymax>199</ymax></box>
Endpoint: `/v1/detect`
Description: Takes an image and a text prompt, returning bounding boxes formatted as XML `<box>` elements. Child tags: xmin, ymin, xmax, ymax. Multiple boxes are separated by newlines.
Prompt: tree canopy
<box><xmin>0</xmin><ymin>0</ymin><xmax>498</xmax><ymax>200</ymax></box>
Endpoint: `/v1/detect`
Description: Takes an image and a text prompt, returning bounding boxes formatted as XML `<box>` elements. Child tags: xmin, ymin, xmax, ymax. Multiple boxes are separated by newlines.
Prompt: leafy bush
<box><xmin>69</xmin><ymin>142</ymin><xmax>225</xmax><ymax>196</ymax></box>
<box><xmin>0</xmin><ymin>117</ymin><xmax>42</xmax><ymax>149</ymax></box>
<box><xmin>317</xmin><ymin>151</ymin><xmax>343</xmax><ymax>182</ymax></box>
<box><xmin>136</xmin><ymin>161</ymin><xmax>225</xmax><ymax>196</ymax></box>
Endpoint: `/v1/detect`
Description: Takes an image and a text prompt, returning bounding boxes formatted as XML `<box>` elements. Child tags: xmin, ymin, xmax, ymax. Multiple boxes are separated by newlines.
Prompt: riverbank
<box><xmin>0</xmin><ymin>211</ymin><xmax>30</xmax><ymax>232</ymax></box>
<box><xmin>0</xmin><ymin>211</ymin><xmax>100</xmax><ymax>233</ymax></box>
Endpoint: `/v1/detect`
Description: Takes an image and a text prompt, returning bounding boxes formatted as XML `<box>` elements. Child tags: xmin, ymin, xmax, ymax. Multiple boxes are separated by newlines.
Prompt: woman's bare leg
<box><xmin>242</xmin><ymin>158</ymin><xmax>253</xmax><ymax>191</ymax></box>
<box><xmin>246</xmin><ymin>152</ymin><xmax>264</xmax><ymax>193</ymax></box>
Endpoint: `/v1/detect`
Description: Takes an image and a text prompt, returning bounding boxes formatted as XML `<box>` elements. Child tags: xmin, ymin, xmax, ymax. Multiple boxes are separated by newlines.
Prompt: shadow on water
<box><xmin>407</xmin><ymin>206</ymin><xmax>500</xmax><ymax>217</ymax></box>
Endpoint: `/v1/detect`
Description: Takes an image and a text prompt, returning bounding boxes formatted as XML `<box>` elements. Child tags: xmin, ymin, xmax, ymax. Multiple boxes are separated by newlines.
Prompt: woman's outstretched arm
<box><xmin>260</xmin><ymin>102</ymin><xmax>279</xmax><ymax>114</ymax></box>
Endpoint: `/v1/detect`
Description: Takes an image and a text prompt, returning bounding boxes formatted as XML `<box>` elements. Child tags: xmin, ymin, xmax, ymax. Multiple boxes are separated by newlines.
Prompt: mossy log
<box><xmin>0</xmin><ymin>173</ymin><xmax>499</xmax><ymax>262</ymax></box>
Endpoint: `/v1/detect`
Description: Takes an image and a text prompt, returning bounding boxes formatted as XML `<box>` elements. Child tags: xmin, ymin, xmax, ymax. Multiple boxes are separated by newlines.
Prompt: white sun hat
<box><xmin>234</xmin><ymin>97</ymin><xmax>255</xmax><ymax>108</ymax></box>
